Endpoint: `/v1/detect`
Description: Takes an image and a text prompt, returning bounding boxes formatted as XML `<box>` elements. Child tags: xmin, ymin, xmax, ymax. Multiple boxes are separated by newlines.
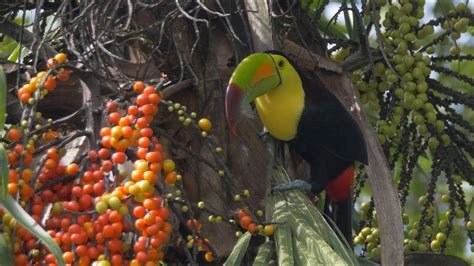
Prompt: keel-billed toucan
<box><xmin>225</xmin><ymin>51</ymin><xmax>368</xmax><ymax>243</ymax></box>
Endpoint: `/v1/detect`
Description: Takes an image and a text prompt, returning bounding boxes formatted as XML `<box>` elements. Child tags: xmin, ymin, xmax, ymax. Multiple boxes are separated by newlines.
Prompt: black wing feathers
<box><xmin>293</xmin><ymin>76</ymin><xmax>368</xmax><ymax>165</ymax></box>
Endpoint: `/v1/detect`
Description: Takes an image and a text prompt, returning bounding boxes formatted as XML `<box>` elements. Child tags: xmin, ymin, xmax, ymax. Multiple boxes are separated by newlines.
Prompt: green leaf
<box><xmin>274</xmin><ymin>223</ymin><xmax>294</xmax><ymax>265</ymax></box>
<box><xmin>223</xmin><ymin>232</ymin><xmax>252</xmax><ymax>266</ymax></box>
<box><xmin>317</xmin><ymin>16</ymin><xmax>348</xmax><ymax>39</ymax></box>
<box><xmin>342</xmin><ymin>1</ymin><xmax>354</xmax><ymax>40</ymax></box>
<box><xmin>0</xmin><ymin>64</ymin><xmax>6</xmax><ymax>130</ymax></box>
<box><xmin>0</xmin><ymin>234</ymin><xmax>13</xmax><ymax>266</ymax></box>
<box><xmin>7</xmin><ymin>45</ymin><xmax>21</xmax><ymax>62</ymax></box>
<box><xmin>253</xmin><ymin>241</ymin><xmax>274</xmax><ymax>265</ymax></box>
<box><xmin>1</xmin><ymin>195</ymin><xmax>65</xmax><ymax>266</ymax></box>
<box><xmin>0</xmin><ymin>145</ymin><xmax>8</xmax><ymax>200</ymax></box>
<box><xmin>265</xmin><ymin>166</ymin><xmax>358</xmax><ymax>265</ymax></box>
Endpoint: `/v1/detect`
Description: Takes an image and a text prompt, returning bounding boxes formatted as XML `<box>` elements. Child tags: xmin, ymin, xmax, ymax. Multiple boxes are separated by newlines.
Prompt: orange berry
<box><xmin>43</xmin><ymin>75</ymin><xmax>57</xmax><ymax>91</ymax></box>
<box><xmin>63</xmin><ymin>251</ymin><xmax>74</xmax><ymax>264</ymax></box>
<box><xmin>247</xmin><ymin>223</ymin><xmax>258</xmax><ymax>234</ymax></box>
<box><xmin>239</xmin><ymin>215</ymin><xmax>252</xmax><ymax>229</ymax></box>
<box><xmin>66</xmin><ymin>163</ymin><xmax>79</xmax><ymax>175</ymax></box>
<box><xmin>146</xmin><ymin>151</ymin><xmax>161</xmax><ymax>163</ymax></box>
<box><xmin>6</xmin><ymin>128</ymin><xmax>21</xmax><ymax>142</ymax></box>
<box><xmin>45</xmin><ymin>159</ymin><xmax>57</xmax><ymax>170</ymax></box>
<box><xmin>164</xmin><ymin>171</ymin><xmax>177</xmax><ymax>185</ymax></box>
<box><xmin>133</xmin><ymin>206</ymin><xmax>146</xmax><ymax>218</ymax></box>
<box><xmin>133</xmin><ymin>81</ymin><xmax>145</xmax><ymax>93</ymax></box>
<box><xmin>108</xmin><ymin>112</ymin><xmax>121</xmax><ymax>125</ymax></box>
<box><xmin>204</xmin><ymin>251</ymin><xmax>215</xmax><ymax>262</ymax></box>
<box><xmin>111</xmin><ymin>152</ymin><xmax>127</xmax><ymax>164</ymax></box>
<box><xmin>54</xmin><ymin>53</ymin><xmax>67</xmax><ymax>64</ymax></box>
<box><xmin>148</xmin><ymin>93</ymin><xmax>161</xmax><ymax>105</ymax></box>
<box><xmin>57</xmin><ymin>69</ymin><xmax>71</xmax><ymax>81</ymax></box>
<box><xmin>7</xmin><ymin>183</ymin><xmax>17</xmax><ymax>195</ymax></box>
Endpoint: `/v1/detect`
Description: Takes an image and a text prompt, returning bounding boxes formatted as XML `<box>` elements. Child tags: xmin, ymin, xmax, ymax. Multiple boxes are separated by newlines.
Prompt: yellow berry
<box><xmin>198</xmin><ymin>118</ymin><xmax>212</xmax><ymax>131</ymax></box>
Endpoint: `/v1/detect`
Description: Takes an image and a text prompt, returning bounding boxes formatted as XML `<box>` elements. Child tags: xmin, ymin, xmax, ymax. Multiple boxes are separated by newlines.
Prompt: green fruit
<box><xmin>394</xmin><ymin>88</ymin><xmax>405</xmax><ymax>98</ymax></box>
<box><xmin>402</xmin><ymin>3</ymin><xmax>413</xmax><ymax>13</ymax></box>
<box><xmin>118</xmin><ymin>205</ymin><xmax>128</xmax><ymax>215</ymax></box>
<box><xmin>454</xmin><ymin>21</ymin><xmax>467</xmax><ymax>33</ymax></box>
<box><xmin>466</xmin><ymin>221</ymin><xmax>474</xmax><ymax>231</ymax></box>
<box><xmin>361</xmin><ymin>227</ymin><xmax>372</xmax><ymax>237</ymax></box>
<box><xmin>374</xmin><ymin>62</ymin><xmax>385</xmax><ymax>76</ymax></box>
<box><xmin>208</xmin><ymin>215</ymin><xmax>215</xmax><ymax>222</ymax></box>
<box><xmin>403</xmin><ymin>213</ymin><xmax>410</xmax><ymax>224</ymax></box>
<box><xmin>441</xmin><ymin>194</ymin><xmax>449</xmax><ymax>203</ymax></box>
<box><xmin>409</xmin><ymin>239</ymin><xmax>419</xmax><ymax>250</ymax></box>
<box><xmin>405</xmin><ymin>81</ymin><xmax>416</xmax><ymax>92</ymax></box>
<box><xmin>436</xmin><ymin>232</ymin><xmax>447</xmax><ymax>242</ymax></box>
<box><xmin>414</xmin><ymin>114</ymin><xmax>424</xmax><ymax>125</ymax></box>
<box><xmin>412</xmin><ymin>40</ymin><xmax>421</xmax><ymax>50</ymax></box>
<box><xmin>428</xmin><ymin>137</ymin><xmax>439</xmax><ymax>149</ymax></box>
<box><xmin>403</xmin><ymin>93</ymin><xmax>415</xmax><ymax>106</ymax></box>
<box><xmin>391</xmin><ymin>115</ymin><xmax>401</xmax><ymax>125</ymax></box>
<box><xmin>441</xmin><ymin>134</ymin><xmax>451</xmax><ymax>146</ymax></box>
<box><xmin>425</xmin><ymin>112</ymin><xmax>436</xmax><ymax>123</ymax></box>
<box><xmin>354</xmin><ymin>236</ymin><xmax>364</xmax><ymax>245</ymax></box>
<box><xmin>403</xmin><ymin>73</ymin><xmax>413</xmax><ymax>82</ymax></box>
<box><xmin>96</xmin><ymin>201</ymin><xmax>108</xmax><ymax>214</ymax></box>
<box><xmin>361</xmin><ymin>202</ymin><xmax>370</xmax><ymax>212</ymax></box>
<box><xmin>405</xmin><ymin>33</ymin><xmax>416</xmax><ymax>42</ymax></box>
<box><xmin>412</xmin><ymin>68</ymin><xmax>423</xmax><ymax>79</ymax></box>
<box><xmin>395</xmin><ymin>64</ymin><xmax>407</xmax><ymax>74</ymax></box>
<box><xmin>455</xmin><ymin>209</ymin><xmax>464</xmax><ymax>218</ymax></box>
<box><xmin>408</xmin><ymin>229</ymin><xmax>418</xmax><ymax>239</ymax></box>
<box><xmin>412</xmin><ymin>99</ymin><xmax>423</xmax><ymax>110</ymax></box>
<box><xmin>399</xmin><ymin>23</ymin><xmax>411</xmax><ymax>34</ymax></box>
<box><xmin>108</xmin><ymin>196</ymin><xmax>122</xmax><ymax>210</ymax></box>
<box><xmin>435</xmin><ymin>120</ymin><xmax>445</xmax><ymax>132</ymax></box>
<box><xmin>388</xmin><ymin>74</ymin><xmax>398</xmax><ymax>83</ymax></box>
<box><xmin>408</xmin><ymin>16</ymin><xmax>418</xmax><ymax>27</ymax></box>
<box><xmin>403</xmin><ymin>55</ymin><xmax>415</xmax><ymax>67</ymax></box>
<box><xmin>418</xmin><ymin>195</ymin><xmax>427</xmax><ymax>205</ymax></box>
<box><xmin>430</xmin><ymin>240</ymin><xmax>441</xmax><ymax>251</ymax></box>
<box><xmin>397</xmin><ymin>41</ymin><xmax>408</xmax><ymax>54</ymax></box>
<box><xmin>449</xmin><ymin>46</ymin><xmax>460</xmax><ymax>55</ymax></box>
<box><xmin>198</xmin><ymin>201</ymin><xmax>205</xmax><ymax>209</ymax></box>
<box><xmin>378</xmin><ymin>82</ymin><xmax>390</xmax><ymax>92</ymax></box>
<box><xmin>367</xmin><ymin>242</ymin><xmax>376</xmax><ymax>252</ymax></box>
<box><xmin>52</xmin><ymin>202</ymin><xmax>63</xmax><ymax>215</ymax></box>
<box><xmin>423</xmin><ymin>103</ymin><xmax>434</xmax><ymax>112</ymax></box>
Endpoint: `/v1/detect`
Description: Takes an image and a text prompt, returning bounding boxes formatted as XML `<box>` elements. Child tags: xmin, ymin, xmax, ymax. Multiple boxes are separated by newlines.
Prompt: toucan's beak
<box><xmin>225</xmin><ymin>74</ymin><xmax>281</xmax><ymax>136</ymax></box>
<box><xmin>225</xmin><ymin>83</ymin><xmax>243</xmax><ymax>136</ymax></box>
<box><xmin>225</xmin><ymin>53</ymin><xmax>282</xmax><ymax>136</ymax></box>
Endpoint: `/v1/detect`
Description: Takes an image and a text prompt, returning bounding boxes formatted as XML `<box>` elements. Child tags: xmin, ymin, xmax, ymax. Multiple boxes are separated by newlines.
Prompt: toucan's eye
<box><xmin>278</xmin><ymin>60</ymin><xmax>284</xmax><ymax>68</ymax></box>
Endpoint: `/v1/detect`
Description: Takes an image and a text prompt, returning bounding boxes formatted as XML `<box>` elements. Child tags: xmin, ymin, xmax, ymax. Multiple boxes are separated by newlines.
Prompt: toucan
<box><xmin>225</xmin><ymin>51</ymin><xmax>368</xmax><ymax>244</ymax></box>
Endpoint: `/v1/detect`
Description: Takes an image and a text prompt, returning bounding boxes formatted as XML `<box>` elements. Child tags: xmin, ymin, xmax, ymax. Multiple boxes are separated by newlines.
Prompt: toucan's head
<box><xmin>225</xmin><ymin>52</ymin><xmax>295</xmax><ymax>135</ymax></box>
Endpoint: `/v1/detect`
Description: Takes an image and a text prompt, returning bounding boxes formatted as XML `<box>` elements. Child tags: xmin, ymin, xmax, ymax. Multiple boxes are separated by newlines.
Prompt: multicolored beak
<box><xmin>225</xmin><ymin>53</ymin><xmax>281</xmax><ymax>135</ymax></box>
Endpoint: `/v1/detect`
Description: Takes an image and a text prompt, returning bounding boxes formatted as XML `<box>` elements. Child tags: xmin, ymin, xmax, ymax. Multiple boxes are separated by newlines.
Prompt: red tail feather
<box><xmin>325</xmin><ymin>165</ymin><xmax>354</xmax><ymax>202</ymax></box>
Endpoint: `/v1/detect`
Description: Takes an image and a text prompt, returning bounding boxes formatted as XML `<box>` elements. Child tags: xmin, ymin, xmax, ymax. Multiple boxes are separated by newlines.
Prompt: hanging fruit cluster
<box><xmin>1</xmin><ymin>47</ymin><xmax>285</xmax><ymax>264</ymax></box>
<box><xmin>343</xmin><ymin>0</ymin><xmax>474</xmax><ymax>258</ymax></box>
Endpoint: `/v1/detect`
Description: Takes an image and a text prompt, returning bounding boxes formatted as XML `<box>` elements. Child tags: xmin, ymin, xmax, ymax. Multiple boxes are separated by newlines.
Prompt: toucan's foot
<box><xmin>272</xmin><ymin>179</ymin><xmax>312</xmax><ymax>193</ymax></box>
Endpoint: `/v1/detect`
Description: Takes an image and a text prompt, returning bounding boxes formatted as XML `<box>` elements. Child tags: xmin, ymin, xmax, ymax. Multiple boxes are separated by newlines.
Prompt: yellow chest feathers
<box><xmin>254</xmin><ymin>72</ymin><xmax>305</xmax><ymax>141</ymax></box>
